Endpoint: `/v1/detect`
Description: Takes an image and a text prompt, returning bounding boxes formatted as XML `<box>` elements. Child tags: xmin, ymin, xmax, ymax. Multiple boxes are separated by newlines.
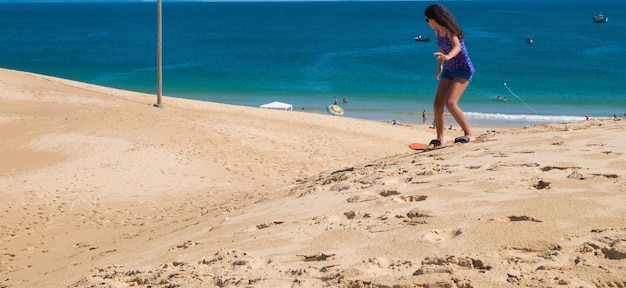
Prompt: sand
<box><xmin>1</xmin><ymin>67</ymin><xmax>625</xmax><ymax>288</ymax></box>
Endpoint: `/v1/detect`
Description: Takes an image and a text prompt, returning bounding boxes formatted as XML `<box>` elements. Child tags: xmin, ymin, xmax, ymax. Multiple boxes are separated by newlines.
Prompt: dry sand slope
<box><xmin>72</xmin><ymin>121</ymin><xmax>626</xmax><ymax>288</ymax></box>
<box><xmin>0</xmin><ymin>68</ymin><xmax>625</xmax><ymax>287</ymax></box>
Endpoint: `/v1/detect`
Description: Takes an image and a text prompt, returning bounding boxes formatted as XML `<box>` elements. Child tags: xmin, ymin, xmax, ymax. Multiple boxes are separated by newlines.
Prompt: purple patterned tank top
<box><xmin>437</xmin><ymin>33</ymin><xmax>475</xmax><ymax>73</ymax></box>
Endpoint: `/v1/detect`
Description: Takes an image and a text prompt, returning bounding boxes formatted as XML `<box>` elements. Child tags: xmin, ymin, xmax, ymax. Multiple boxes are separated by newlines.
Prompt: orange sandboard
<box><xmin>408</xmin><ymin>143</ymin><xmax>430</xmax><ymax>150</ymax></box>
<box><xmin>409</xmin><ymin>142</ymin><xmax>447</xmax><ymax>151</ymax></box>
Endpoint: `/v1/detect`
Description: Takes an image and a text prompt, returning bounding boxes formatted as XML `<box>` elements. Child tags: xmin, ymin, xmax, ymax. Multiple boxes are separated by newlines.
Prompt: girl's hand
<box><xmin>433</xmin><ymin>52</ymin><xmax>447</xmax><ymax>61</ymax></box>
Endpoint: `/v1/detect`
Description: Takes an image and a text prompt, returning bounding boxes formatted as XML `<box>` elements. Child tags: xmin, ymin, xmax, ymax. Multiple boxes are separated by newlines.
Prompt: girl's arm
<box><xmin>443</xmin><ymin>35</ymin><xmax>462</xmax><ymax>60</ymax></box>
<box><xmin>437</xmin><ymin>48</ymin><xmax>444</xmax><ymax>67</ymax></box>
<box><xmin>434</xmin><ymin>34</ymin><xmax>462</xmax><ymax>61</ymax></box>
<box><xmin>435</xmin><ymin>49</ymin><xmax>444</xmax><ymax>79</ymax></box>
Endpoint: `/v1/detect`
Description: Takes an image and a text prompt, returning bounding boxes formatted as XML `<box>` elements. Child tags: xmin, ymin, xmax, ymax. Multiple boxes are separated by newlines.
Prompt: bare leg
<box><xmin>445</xmin><ymin>78</ymin><xmax>474</xmax><ymax>141</ymax></box>
<box><xmin>433</xmin><ymin>78</ymin><xmax>452</xmax><ymax>143</ymax></box>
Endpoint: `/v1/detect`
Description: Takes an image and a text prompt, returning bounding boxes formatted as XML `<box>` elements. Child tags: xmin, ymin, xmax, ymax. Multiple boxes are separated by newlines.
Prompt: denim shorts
<box><xmin>440</xmin><ymin>69</ymin><xmax>473</xmax><ymax>81</ymax></box>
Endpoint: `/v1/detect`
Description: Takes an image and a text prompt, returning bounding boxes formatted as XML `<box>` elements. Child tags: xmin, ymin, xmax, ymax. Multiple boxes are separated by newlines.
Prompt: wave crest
<box><xmin>466</xmin><ymin>112</ymin><xmax>587</xmax><ymax>123</ymax></box>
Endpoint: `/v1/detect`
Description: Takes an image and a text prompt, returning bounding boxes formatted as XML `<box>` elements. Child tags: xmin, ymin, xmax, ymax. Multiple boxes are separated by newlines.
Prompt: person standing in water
<box><xmin>424</xmin><ymin>4</ymin><xmax>475</xmax><ymax>146</ymax></box>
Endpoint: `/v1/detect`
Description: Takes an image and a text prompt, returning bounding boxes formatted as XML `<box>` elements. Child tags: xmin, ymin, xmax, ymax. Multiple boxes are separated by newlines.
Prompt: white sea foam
<box><xmin>466</xmin><ymin>112</ymin><xmax>587</xmax><ymax>124</ymax></box>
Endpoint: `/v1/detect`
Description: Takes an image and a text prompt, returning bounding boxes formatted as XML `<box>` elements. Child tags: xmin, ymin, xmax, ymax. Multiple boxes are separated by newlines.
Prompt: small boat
<box><xmin>592</xmin><ymin>13</ymin><xmax>608</xmax><ymax>23</ymax></box>
<box><xmin>414</xmin><ymin>35</ymin><xmax>430</xmax><ymax>42</ymax></box>
<box><xmin>525</xmin><ymin>37</ymin><xmax>533</xmax><ymax>44</ymax></box>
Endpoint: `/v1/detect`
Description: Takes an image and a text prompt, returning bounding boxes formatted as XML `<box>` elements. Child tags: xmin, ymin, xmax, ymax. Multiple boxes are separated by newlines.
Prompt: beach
<box><xmin>1</xmin><ymin>67</ymin><xmax>625</xmax><ymax>287</ymax></box>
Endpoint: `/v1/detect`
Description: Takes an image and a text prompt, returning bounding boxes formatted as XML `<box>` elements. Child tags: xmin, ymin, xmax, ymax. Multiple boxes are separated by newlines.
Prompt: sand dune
<box><xmin>1</xmin><ymin>68</ymin><xmax>625</xmax><ymax>288</ymax></box>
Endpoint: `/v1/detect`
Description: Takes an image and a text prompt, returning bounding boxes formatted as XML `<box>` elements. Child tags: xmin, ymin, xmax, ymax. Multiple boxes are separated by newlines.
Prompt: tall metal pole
<box><xmin>154</xmin><ymin>0</ymin><xmax>164</xmax><ymax>108</ymax></box>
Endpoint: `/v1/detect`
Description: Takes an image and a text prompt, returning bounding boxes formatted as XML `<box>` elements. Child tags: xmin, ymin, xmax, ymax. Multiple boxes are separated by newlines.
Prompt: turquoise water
<box><xmin>0</xmin><ymin>1</ymin><xmax>624</xmax><ymax>126</ymax></box>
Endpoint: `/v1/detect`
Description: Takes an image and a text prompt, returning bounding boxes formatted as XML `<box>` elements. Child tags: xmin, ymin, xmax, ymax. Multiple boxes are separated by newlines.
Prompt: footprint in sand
<box><xmin>491</xmin><ymin>215</ymin><xmax>542</xmax><ymax>223</ymax></box>
<box><xmin>422</xmin><ymin>229</ymin><xmax>462</xmax><ymax>242</ymax></box>
<box><xmin>399</xmin><ymin>195</ymin><xmax>427</xmax><ymax>202</ymax></box>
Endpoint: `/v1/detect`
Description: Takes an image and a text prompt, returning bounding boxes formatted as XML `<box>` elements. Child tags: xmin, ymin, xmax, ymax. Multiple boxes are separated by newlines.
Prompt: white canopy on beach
<box><xmin>260</xmin><ymin>101</ymin><xmax>293</xmax><ymax>111</ymax></box>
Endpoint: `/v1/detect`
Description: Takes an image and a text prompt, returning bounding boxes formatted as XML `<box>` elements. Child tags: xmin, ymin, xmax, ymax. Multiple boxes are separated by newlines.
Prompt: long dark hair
<box><xmin>425</xmin><ymin>4</ymin><xmax>465</xmax><ymax>39</ymax></box>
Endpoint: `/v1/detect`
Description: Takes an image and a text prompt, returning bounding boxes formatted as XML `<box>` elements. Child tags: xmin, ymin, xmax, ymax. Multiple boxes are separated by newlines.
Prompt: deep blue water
<box><xmin>0</xmin><ymin>1</ymin><xmax>624</xmax><ymax>125</ymax></box>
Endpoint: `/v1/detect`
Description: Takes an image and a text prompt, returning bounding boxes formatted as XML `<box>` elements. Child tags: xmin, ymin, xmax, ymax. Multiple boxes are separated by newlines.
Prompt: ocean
<box><xmin>1</xmin><ymin>1</ymin><xmax>624</xmax><ymax>126</ymax></box>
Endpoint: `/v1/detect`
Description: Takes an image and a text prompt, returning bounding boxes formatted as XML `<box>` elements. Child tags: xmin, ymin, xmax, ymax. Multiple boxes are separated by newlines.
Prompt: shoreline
<box><xmin>298</xmin><ymin>108</ymin><xmax>592</xmax><ymax>130</ymax></box>
<box><xmin>1</xmin><ymin>68</ymin><xmax>625</xmax><ymax>287</ymax></box>
<box><xmin>157</xmin><ymin>91</ymin><xmax>613</xmax><ymax>129</ymax></box>
<box><xmin>2</xmin><ymin>67</ymin><xmax>619</xmax><ymax>129</ymax></box>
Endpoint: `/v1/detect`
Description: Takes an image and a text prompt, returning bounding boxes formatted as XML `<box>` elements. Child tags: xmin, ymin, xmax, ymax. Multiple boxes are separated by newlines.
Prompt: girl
<box><xmin>424</xmin><ymin>4</ymin><xmax>475</xmax><ymax>147</ymax></box>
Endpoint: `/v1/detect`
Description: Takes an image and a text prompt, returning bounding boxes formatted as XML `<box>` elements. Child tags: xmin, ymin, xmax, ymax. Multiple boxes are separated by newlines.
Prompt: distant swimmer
<box><xmin>389</xmin><ymin>119</ymin><xmax>404</xmax><ymax>126</ymax></box>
